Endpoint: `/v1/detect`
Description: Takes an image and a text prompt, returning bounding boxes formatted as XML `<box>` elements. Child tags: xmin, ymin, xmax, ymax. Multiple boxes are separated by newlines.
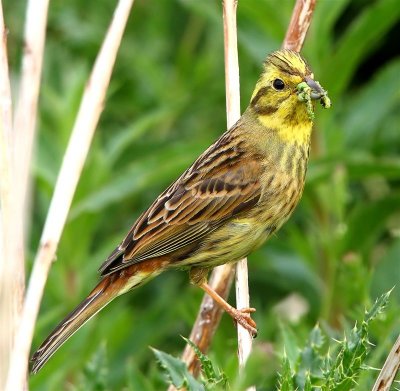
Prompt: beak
<box><xmin>305</xmin><ymin>77</ymin><xmax>326</xmax><ymax>100</ymax></box>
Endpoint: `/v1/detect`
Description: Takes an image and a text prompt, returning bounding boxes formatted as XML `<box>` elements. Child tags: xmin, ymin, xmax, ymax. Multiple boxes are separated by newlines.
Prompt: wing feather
<box><xmin>99</xmin><ymin>136</ymin><xmax>263</xmax><ymax>276</ymax></box>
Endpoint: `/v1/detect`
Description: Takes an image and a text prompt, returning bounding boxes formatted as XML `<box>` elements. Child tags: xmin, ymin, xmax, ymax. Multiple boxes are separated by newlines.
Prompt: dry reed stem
<box><xmin>5</xmin><ymin>1</ymin><xmax>135</xmax><ymax>389</ymax></box>
<box><xmin>372</xmin><ymin>334</ymin><xmax>400</xmax><ymax>391</ymax></box>
<box><xmin>223</xmin><ymin>0</ymin><xmax>240</xmax><ymax>128</ymax></box>
<box><xmin>0</xmin><ymin>3</ymin><xmax>17</xmax><ymax>389</ymax></box>
<box><xmin>283</xmin><ymin>0</ymin><xmax>316</xmax><ymax>52</ymax></box>
<box><xmin>13</xmin><ymin>0</ymin><xmax>49</xmax><ymax>212</ymax></box>
<box><xmin>2</xmin><ymin>0</ymin><xmax>50</xmax><ymax>387</ymax></box>
<box><xmin>222</xmin><ymin>0</ymin><xmax>255</xmax><ymax>381</ymax></box>
<box><xmin>176</xmin><ymin>264</ymin><xmax>235</xmax><ymax>383</ymax></box>
<box><xmin>11</xmin><ymin>0</ymin><xmax>51</xmax><ymax>348</ymax></box>
<box><xmin>0</xmin><ymin>4</ymin><xmax>11</xmax><ymax>143</ymax></box>
<box><xmin>179</xmin><ymin>0</ymin><xmax>317</xmax><ymax>379</ymax></box>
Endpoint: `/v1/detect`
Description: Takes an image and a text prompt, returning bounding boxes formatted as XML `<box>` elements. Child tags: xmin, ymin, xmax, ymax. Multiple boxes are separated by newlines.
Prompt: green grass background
<box><xmin>4</xmin><ymin>0</ymin><xmax>400</xmax><ymax>389</ymax></box>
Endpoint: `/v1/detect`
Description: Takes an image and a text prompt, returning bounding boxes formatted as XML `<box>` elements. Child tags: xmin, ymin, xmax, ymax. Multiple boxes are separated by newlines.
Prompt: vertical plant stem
<box><xmin>13</xmin><ymin>0</ymin><xmax>49</xmax><ymax>214</ymax></box>
<box><xmin>2</xmin><ymin>0</ymin><xmax>50</xmax><ymax>387</ymax></box>
<box><xmin>176</xmin><ymin>264</ymin><xmax>235</xmax><ymax>381</ymax></box>
<box><xmin>12</xmin><ymin>3</ymin><xmax>51</xmax><ymax>366</ymax></box>
<box><xmin>222</xmin><ymin>0</ymin><xmax>240</xmax><ymax>127</ymax></box>
<box><xmin>222</xmin><ymin>1</ymin><xmax>255</xmax><ymax>380</ymax></box>
<box><xmin>372</xmin><ymin>334</ymin><xmax>400</xmax><ymax>391</ymax></box>
<box><xmin>178</xmin><ymin>0</ymin><xmax>317</xmax><ymax>379</ymax></box>
<box><xmin>5</xmin><ymin>1</ymin><xmax>135</xmax><ymax>389</ymax></box>
<box><xmin>0</xmin><ymin>2</ymin><xmax>16</xmax><ymax>389</ymax></box>
<box><xmin>0</xmin><ymin>3</ymin><xmax>12</xmax><ymax>144</ymax></box>
<box><xmin>283</xmin><ymin>0</ymin><xmax>317</xmax><ymax>52</ymax></box>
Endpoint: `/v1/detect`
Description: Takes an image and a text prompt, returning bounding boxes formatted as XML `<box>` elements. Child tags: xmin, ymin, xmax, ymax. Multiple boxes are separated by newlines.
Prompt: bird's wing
<box><xmin>99</xmin><ymin>135</ymin><xmax>263</xmax><ymax>276</ymax></box>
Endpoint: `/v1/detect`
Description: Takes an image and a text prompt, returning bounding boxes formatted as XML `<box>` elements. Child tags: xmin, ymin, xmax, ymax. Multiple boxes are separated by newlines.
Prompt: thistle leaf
<box><xmin>278</xmin><ymin>354</ymin><xmax>295</xmax><ymax>391</ymax></box>
<box><xmin>182</xmin><ymin>337</ymin><xmax>227</xmax><ymax>387</ymax></box>
<box><xmin>151</xmin><ymin>347</ymin><xmax>205</xmax><ymax>391</ymax></box>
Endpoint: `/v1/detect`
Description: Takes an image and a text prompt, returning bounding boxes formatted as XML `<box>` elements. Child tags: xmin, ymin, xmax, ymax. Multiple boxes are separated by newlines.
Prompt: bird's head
<box><xmin>249</xmin><ymin>50</ymin><xmax>330</xmax><ymax>144</ymax></box>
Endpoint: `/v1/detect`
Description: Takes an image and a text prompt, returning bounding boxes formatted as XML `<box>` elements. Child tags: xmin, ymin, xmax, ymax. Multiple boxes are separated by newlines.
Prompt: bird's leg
<box><xmin>189</xmin><ymin>268</ymin><xmax>257</xmax><ymax>337</ymax></box>
<box><xmin>199</xmin><ymin>281</ymin><xmax>257</xmax><ymax>337</ymax></box>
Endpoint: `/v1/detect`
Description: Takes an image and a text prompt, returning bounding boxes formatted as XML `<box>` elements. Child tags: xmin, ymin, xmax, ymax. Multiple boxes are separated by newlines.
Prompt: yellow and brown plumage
<box><xmin>31</xmin><ymin>49</ymin><xmax>330</xmax><ymax>373</ymax></box>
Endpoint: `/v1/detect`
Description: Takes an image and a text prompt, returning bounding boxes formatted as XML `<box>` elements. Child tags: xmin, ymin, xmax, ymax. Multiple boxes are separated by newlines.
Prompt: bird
<box><xmin>31</xmin><ymin>49</ymin><xmax>330</xmax><ymax>373</ymax></box>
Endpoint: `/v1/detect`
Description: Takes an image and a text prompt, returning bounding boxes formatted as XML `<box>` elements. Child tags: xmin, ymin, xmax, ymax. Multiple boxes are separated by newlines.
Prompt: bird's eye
<box><xmin>272</xmin><ymin>78</ymin><xmax>285</xmax><ymax>91</ymax></box>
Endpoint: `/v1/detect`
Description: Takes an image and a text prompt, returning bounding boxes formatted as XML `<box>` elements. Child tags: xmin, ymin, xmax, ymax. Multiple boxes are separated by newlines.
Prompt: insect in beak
<box><xmin>305</xmin><ymin>77</ymin><xmax>325</xmax><ymax>100</ymax></box>
<box><xmin>296</xmin><ymin>77</ymin><xmax>331</xmax><ymax>115</ymax></box>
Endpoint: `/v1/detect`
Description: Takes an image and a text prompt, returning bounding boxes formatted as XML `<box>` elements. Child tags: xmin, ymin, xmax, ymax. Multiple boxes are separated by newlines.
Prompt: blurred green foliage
<box><xmin>4</xmin><ymin>0</ymin><xmax>400</xmax><ymax>389</ymax></box>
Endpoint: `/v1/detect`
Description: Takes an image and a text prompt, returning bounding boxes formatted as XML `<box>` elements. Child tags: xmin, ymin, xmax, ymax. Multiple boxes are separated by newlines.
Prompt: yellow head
<box><xmin>249</xmin><ymin>50</ymin><xmax>329</xmax><ymax>144</ymax></box>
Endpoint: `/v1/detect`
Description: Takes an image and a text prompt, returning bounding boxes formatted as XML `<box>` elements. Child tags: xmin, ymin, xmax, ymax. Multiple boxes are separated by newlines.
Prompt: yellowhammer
<box><xmin>31</xmin><ymin>49</ymin><xmax>330</xmax><ymax>373</ymax></box>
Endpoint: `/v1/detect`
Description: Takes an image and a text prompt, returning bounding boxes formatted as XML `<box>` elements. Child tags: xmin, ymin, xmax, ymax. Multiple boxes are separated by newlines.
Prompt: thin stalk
<box><xmin>5</xmin><ymin>1</ymin><xmax>135</xmax><ymax>389</ymax></box>
<box><xmin>180</xmin><ymin>0</ymin><xmax>317</xmax><ymax>378</ymax></box>
<box><xmin>222</xmin><ymin>0</ymin><xmax>241</xmax><ymax>127</ymax></box>
<box><xmin>372</xmin><ymin>334</ymin><xmax>400</xmax><ymax>391</ymax></box>
<box><xmin>0</xmin><ymin>2</ymin><xmax>16</xmax><ymax>389</ymax></box>
<box><xmin>0</xmin><ymin>3</ymin><xmax>12</xmax><ymax>143</ymax></box>
<box><xmin>222</xmin><ymin>0</ymin><xmax>255</xmax><ymax>379</ymax></box>
<box><xmin>13</xmin><ymin>0</ymin><xmax>49</xmax><ymax>215</ymax></box>
<box><xmin>283</xmin><ymin>0</ymin><xmax>317</xmax><ymax>52</ymax></box>
<box><xmin>12</xmin><ymin>0</ymin><xmax>51</xmax><ymax>351</ymax></box>
<box><xmin>2</xmin><ymin>0</ymin><xmax>50</xmax><ymax>387</ymax></box>
<box><xmin>174</xmin><ymin>264</ymin><xmax>235</xmax><ymax>383</ymax></box>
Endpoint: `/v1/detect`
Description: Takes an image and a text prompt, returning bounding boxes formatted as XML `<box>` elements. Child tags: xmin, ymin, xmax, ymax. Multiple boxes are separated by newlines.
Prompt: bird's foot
<box><xmin>231</xmin><ymin>307</ymin><xmax>257</xmax><ymax>337</ymax></box>
<box><xmin>198</xmin><ymin>281</ymin><xmax>258</xmax><ymax>337</ymax></box>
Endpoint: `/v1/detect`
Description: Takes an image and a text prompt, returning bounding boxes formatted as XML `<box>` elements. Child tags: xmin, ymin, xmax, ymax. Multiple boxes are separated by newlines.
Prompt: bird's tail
<box><xmin>31</xmin><ymin>262</ymin><xmax>163</xmax><ymax>374</ymax></box>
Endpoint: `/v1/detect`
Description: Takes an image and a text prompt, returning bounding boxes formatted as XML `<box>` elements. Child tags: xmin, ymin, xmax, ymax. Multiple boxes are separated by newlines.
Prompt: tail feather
<box><xmin>31</xmin><ymin>276</ymin><xmax>117</xmax><ymax>374</ymax></box>
<box><xmin>31</xmin><ymin>258</ymin><xmax>169</xmax><ymax>374</ymax></box>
